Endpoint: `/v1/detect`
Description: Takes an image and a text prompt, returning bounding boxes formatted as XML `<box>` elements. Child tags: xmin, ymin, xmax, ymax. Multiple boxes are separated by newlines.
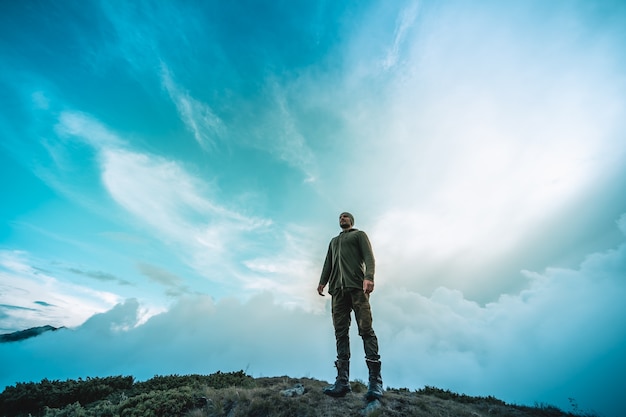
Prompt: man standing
<box><xmin>317</xmin><ymin>212</ymin><xmax>383</xmax><ymax>401</ymax></box>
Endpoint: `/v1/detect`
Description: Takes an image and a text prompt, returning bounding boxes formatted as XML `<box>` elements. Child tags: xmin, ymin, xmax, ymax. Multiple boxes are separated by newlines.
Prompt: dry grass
<box><xmin>185</xmin><ymin>377</ymin><xmax>586</xmax><ymax>417</ymax></box>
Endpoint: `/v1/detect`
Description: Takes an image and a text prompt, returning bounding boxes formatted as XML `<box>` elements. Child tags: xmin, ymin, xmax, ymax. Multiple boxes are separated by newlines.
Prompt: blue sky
<box><xmin>1</xmin><ymin>0</ymin><xmax>625</xmax><ymax>415</ymax></box>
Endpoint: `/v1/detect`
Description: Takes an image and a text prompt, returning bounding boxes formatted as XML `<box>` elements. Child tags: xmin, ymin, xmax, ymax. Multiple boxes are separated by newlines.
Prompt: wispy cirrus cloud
<box><xmin>159</xmin><ymin>63</ymin><xmax>319</xmax><ymax>182</ymax></box>
<box><xmin>34</xmin><ymin>301</ymin><xmax>54</xmax><ymax>307</ymax></box>
<box><xmin>97</xmin><ymin>0</ymin><xmax>202</xmax><ymax>77</ymax></box>
<box><xmin>55</xmin><ymin>111</ymin><xmax>273</xmax><ymax>286</ymax></box>
<box><xmin>382</xmin><ymin>1</ymin><xmax>420</xmax><ymax>70</ymax></box>
<box><xmin>0</xmin><ymin>250</ymin><xmax>121</xmax><ymax>332</ymax></box>
<box><xmin>264</xmin><ymin>82</ymin><xmax>319</xmax><ymax>183</ymax></box>
<box><xmin>97</xmin><ymin>147</ymin><xmax>270</xmax><ymax>244</ymax></box>
<box><xmin>56</xmin><ymin>111</ymin><xmax>124</xmax><ymax>151</ymax></box>
<box><xmin>137</xmin><ymin>262</ymin><xmax>190</xmax><ymax>297</ymax></box>
<box><xmin>99</xmin><ymin>0</ymin><xmax>320</xmax><ymax>181</ymax></box>
<box><xmin>67</xmin><ymin>268</ymin><xmax>132</xmax><ymax>286</ymax></box>
<box><xmin>160</xmin><ymin>65</ymin><xmax>225</xmax><ymax>152</ymax></box>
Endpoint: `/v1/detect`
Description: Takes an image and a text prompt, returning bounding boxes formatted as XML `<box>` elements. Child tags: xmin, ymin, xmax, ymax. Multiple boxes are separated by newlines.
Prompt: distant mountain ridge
<box><xmin>0</xmin><ymin>325</ymin><xmax>63</xmax><ymax>343</ymax></box>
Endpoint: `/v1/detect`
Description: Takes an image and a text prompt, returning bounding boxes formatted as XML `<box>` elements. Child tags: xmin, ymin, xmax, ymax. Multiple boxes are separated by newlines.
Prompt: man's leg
<box><xmin>352</xmin><ymin>291</ymin><xmax>379</xmax><ymax>361</ymax></box>
<box><xmin>323</xmin><ymin>290</ymin><xmax>353</xmax><ymax>397</ymax></box>
<box><xmin>352</xmin><ymin>291</ymin><xmax>383</xmax><ymax>401</ymax></box>
<box><xmin>332</xmin><ymin>290</ymin><xmax>353</xmax><ymax>361</ymax></box>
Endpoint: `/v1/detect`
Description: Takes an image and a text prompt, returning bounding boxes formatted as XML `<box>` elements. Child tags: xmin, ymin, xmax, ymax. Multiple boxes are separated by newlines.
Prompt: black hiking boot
<box><xmin>364</xmin><ymin>360</ymin><xmax>383</xmax><ymax>401</ymax></box>
<box><xmin>323</xmin><ymin>360</ymin><xmax>351</xmax><ymax>397</ymax></box>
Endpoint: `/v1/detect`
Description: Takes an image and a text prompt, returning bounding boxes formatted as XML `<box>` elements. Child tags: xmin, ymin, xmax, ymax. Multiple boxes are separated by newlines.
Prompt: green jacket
<box><xmin>319</xmin><ymin>228</ymin><xmax>375</xmax><ymax>295</ymax></box>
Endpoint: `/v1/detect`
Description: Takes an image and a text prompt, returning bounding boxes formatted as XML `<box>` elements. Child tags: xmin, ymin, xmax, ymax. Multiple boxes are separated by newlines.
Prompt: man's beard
<box><xmin>340</xmin><ymin>222</ymin><xmax>351</xmax><ymax>229</ymax></box>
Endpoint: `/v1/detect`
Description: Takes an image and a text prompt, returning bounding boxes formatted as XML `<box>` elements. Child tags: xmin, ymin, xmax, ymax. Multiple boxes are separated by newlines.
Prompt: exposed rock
<box><xmin>362</xmin><ymin>399</ymin><xmax>382</xmax><ymax>416</ymax></box>
<box><xmin>280</xmin><ymin>383</ymin><xmax>305</xmax><ymax>397</ymax></box>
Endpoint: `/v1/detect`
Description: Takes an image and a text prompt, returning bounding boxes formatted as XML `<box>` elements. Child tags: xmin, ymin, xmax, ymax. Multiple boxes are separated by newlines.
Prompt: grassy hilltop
<box><xmin>0</xmin><ymin>371</ymin><xmax>596</xmax><ymax>417</ymax></box>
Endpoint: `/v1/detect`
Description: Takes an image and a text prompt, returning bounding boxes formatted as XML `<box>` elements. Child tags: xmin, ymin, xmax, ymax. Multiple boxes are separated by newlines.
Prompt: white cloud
<box><xmin>0</xmin><ymin>250</ymin><xmax>120</xmax><ymax>332</ymax></box>
<box><xmin>238</xmin><ymin>223</ymin><xmax>330</xmax><ymax>311</ymax></box>
<box><xmin>137</xmin><ymin>262</ymin><xmax>187</xmax><ymax>293</ymax></box>
<box><xmin>55</xmin><ymin>111</ymin><xmax>275</xmax><ymax>290</ymax></box>
<box><xmin>56</xmin><ymin>111</ymin><xmax>124</xmax><ymax>150</ymax></box>
<box><xmin>0</xmin><ymin>294</ymin><xmax>335</xmax><ymax>388</ymax></box>
<box><xmin>375</xmin><ymin>222</ymin><xmax>626</xmax><ymax>413</ymax></box>
<box><xmin>160</xmin><ymin>64</ymin><xmax>225</xmax><ymax>152</ymax></box>
<box><xmin>99</xmin><ymin>148</ymin><xmax>212</xmax><ymax>239</ymax></box>
<box><xmin>381</xmin><ymin>1</ymin><xmax>419</xmax><ymax>70</ymax></box>
<box><xmin>265</xmin><ymin>82</ymin><xmax>319</xmax><ymax>183</ymax></box>
<box><xmin>99</xmin><ymin>0</ymin><xmax>319</xmax><ymax>182</ymax></box>
<box><xmin>304</xmin><ymin>0</ymin><xmax>626</xmax><ymax>303</ymax></box>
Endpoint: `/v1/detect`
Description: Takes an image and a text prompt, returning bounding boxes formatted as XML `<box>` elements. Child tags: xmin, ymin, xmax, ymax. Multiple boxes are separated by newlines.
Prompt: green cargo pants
<box><xmin>331</xmin><ymin>288</ymin><xmax>380</xmax><ymax>361</ymax></box>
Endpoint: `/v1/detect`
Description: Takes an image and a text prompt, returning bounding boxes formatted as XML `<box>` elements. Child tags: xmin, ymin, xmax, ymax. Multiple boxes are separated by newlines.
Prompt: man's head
<box><xmin>339</xmin><ymin>212</ymin><xmax>354</xmax><ymax>229</ymax></box>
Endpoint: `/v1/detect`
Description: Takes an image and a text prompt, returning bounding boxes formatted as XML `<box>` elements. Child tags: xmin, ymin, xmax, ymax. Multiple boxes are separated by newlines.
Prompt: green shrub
<box><xmin>43</xmin><ymin>401</ymin><xmax>87</xmax><ymax>417</ymax></box>
<box><xmin>416</xmin><ymin>385</ymin><xmax>505</xmax><ymax>405</ymax></box>
<box><xmin>350</xmin><ymin>380</ymin><xmax>367</xmax><ymax>393</ymax></box>
<box><xmin>133</xmin><ymin>371</ymin><xmax>253</xmax><ymax>394</ymax></box>
<box><xmin>0</xmin><ymin>376</ymin><xmax>134</xmax><ymax>416</ymax></box>
<box><xmin>0</xmin><ymin>371</ymin><xmax>252</xmax><ymax>417</ymax></box>
<box><xmin>118</xmin><ymin>386</ymin><xmax>202</xmax><ymax>417</ymax></box>
<box><xmin>44</xmin><ymin>399</ymin><xmax>120</xmax><ymax>417</ymax></box>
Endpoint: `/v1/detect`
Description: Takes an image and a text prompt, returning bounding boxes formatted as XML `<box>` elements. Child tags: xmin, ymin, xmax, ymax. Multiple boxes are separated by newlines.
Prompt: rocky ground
<box><xmin>191</xmin><ymin>377</ymin><xmax>586</xmax><ymax>417</ymax></box>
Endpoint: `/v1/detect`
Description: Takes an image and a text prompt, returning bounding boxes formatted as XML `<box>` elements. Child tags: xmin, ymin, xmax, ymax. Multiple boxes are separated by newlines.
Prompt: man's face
<box><xmin>339</xmin><ymin>213</ymin><xmax>352</xmax><ymax>229</ymax></box>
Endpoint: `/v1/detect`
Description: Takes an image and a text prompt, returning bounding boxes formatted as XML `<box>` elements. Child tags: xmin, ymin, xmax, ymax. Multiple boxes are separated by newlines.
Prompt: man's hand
<box><xmin>363</xmin><ymin>279</ymin><xmax>374</xmax><ymax>295</ymax></box>
<box><xmin>317</xmin><ymin>284</ymin><xmax>326</xmax><ymax>296</ymax></box>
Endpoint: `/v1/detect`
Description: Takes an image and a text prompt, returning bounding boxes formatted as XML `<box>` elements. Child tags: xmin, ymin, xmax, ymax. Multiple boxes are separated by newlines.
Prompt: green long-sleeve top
<box><xmin>319</xmin><ymin>228</ymin><xmax>375</xmax><ymax>295</ymax></box>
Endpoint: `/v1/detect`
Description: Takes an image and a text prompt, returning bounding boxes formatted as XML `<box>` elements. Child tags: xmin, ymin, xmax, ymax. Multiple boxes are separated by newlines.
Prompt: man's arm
<box><xmin>363</xmin><ymin>279</ymin><xmax>374</xmax><ymax>294</ymax></box>
<box><xmin>358</xmin><ymin>231</ymin><xmax>376</xmax><ymax>294</ymax></box>
<box><xmin>317</xmin><ymin>243</ymin><xmax>333</xmax><ymax>296</ymax></box>
<box><xmin>359</xmin><ymin>231</ymin><xmax>376</xmax><ymax>281</ymax></box>
<box><xmin>317</xmin><ymin>284</ymin><xmax>326</xmax><ymax>296</ymax></box>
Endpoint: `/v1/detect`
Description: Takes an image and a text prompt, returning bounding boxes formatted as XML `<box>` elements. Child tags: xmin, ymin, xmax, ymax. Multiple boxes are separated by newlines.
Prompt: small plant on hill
<box><xmin>416</xmin><ymin>385</ymin><xmax>506</xmax><ymax>405</ymax></box>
